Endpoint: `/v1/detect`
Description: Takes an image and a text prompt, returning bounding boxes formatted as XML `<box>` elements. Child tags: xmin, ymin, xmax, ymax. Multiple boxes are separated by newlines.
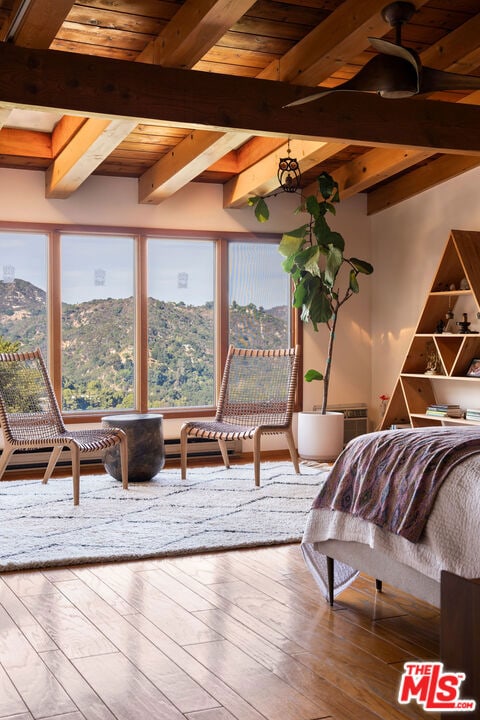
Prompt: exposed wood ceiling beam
<box><xmin>46</xmin><ymin>118</ymin><xmax>138</xmax><ymax>199</ymax></box>
<box><xmin>47</xmin><ymin>0</ymin><xmax>256</xmax><ymax>199</ymax></box>
<box><xmin>0</xmin><ymin>108</ymin><xmax>12</xmax><ymax>130</ymax></box>
<box><xmin>0</xmin><ymin>0</ymin><xmax>74</xmax><ymax>132</ymax></box>
<box><xmin>1</xmin><ymin>44</ymin><xmax>478</xmax><ymax>153</ymax></box>
<box><xmin>329</xmin><ymin>14</ymin><xmax>480</xmax><ymax>208</ymax></box>
<box><xmin>6</xmin><ymin>0</ymin><xmax>75</xmax><ymax>48</ymax></box>
<box><xmin>137</xmin><ymin>0</ymin><xmax>256</xmax><ymax>67</ymax></box>
<box><xmin>0</xmin><ymin>126</ymin><xmax>51</xmax><ymax>158</ymax></box>
<box><xmin>138</xmin><ymin>131</ymin><xmax>246</xmax><ymax>204</ymax></box>
<box><xmin>223</xmin><ymin>140</ymin><xmax>349</xmax><ymax>208</ymax></box>
<box><xmin>139</xmin><ymin>0</ymin><xmax>427</xmax><ymax>204</ymax></box>
<box><xmin>367</xmin><ymin>154</ymin><xmax>480</xmax><ymax>214</ymax></box>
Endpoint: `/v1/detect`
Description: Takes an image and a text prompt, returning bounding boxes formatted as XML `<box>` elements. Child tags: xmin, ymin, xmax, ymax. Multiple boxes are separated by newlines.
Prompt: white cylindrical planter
<box><xmin>297</xmin><ymin>411</ymin><xmax>344</xmax><ymax>461</ymax></box>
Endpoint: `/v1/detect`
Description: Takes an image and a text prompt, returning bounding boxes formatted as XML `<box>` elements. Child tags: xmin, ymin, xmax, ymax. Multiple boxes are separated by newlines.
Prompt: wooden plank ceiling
<box><xmin>0</xmin><ymin>0</ymin><xmax>478</xmax><ymax>213</ymax></box>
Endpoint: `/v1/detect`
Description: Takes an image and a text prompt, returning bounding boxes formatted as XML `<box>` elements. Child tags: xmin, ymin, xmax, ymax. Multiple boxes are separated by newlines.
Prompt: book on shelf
<box><xmin>426</xmin><ymin>404</ymin><xmax>464</xmax><ymax>418</ymax></box>
<box><xmin>465</xmin><ymin>409</ymin><xmax>480</xmax><ymax>421</ymax></box>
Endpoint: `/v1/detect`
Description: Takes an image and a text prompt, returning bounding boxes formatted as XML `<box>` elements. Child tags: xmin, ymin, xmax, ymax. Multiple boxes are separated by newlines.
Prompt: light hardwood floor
<box><xmin>0</xmin><ymin>543</ymin><xmax>440</xmax><ymax>720</ymax></box>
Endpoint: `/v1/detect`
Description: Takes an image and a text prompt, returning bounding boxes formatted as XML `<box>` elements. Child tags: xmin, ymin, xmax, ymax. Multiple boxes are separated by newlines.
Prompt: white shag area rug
<box><xmin>0</xmin><ymin>461</ymin><xmax>329</xmax><ymax>571</ymax></box>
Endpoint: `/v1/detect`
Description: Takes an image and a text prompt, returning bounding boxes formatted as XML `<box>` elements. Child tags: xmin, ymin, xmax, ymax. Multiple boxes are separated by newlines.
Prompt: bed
<box><xmin>301</xmin><ymin>426</ymin><xmax>480</xmax><ymax>608</ymax></box>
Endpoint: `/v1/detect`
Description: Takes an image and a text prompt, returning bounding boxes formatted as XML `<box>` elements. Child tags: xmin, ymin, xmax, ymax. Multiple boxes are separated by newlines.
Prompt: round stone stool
<box><xmin>102</xmin><ymin>413</ymin><xmax>165</xmax><ymax>482</ymax></box>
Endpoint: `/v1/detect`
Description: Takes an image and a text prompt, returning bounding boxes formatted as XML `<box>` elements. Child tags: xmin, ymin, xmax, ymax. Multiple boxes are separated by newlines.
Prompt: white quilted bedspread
<box><xmin>302</xmin><ymin>454</ymin><xmax>480</xmax><ymax>584</ymax></box>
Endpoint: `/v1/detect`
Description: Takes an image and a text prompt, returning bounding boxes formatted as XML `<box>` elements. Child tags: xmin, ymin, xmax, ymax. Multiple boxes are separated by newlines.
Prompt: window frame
<box><xmin>0</xmin><ymin>221</ymin><xmax>301</xmax><ymax>422</ymax></box>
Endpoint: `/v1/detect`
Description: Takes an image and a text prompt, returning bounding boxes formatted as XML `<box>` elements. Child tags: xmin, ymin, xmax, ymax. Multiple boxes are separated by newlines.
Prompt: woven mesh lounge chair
<box><xmin>0</xmin><ymin>348</ymin><xmax>128</xmax><ymax>505</ymax></box>
<box><xmin>180</xmin><ymin>345</ymin><xmax>301</xmax><ymax>486</ymax></box>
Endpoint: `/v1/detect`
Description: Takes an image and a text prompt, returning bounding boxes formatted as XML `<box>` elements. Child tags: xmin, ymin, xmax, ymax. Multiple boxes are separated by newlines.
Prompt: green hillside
<box><xmin>0</xmin><ymin>279</ymin><xmax>289</xmax><ymax>410</ymax></box>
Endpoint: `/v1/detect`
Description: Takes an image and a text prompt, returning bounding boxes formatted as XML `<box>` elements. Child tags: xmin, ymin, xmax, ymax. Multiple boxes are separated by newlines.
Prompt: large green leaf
<box><xmin>295</xmin><ymin>245</ymin><xmax>319</xmax><ymax>270</ymax></box>
<box><xmin>313</xmin><ymin>214</ymin><xmax>330</xmax><ymax>245</ymax></box>
<box><xmin>282</xmin><ymin>253</ymin><xmax>297</xmax><ymax>274</ymax></box>
<box><xmin>308</xmin><ymin>289</ymin><xmax>332</xmax><ymax>327</ymax></box>
<box><xmin>327</xmin><ymin>231</ymin><xmax>345</xmax><ymax>251</ymax></box>
<box><xmin>318</xmin><ymin>172</ymin><xmax>338</xmax><ymax>201</ymax></box>
<box><xmin>278</xmin><ymin>225</ymin><xmax>308</xmax><ymax>257</ymax></box>
<box><xmin>247</xmin><ymin>196</ymin><xmax>270</xmax><ymax>222</ymax></box>
<box><xmin>349</xmin><ymin>269</ymin><xmax>359</xmax><ymax>293</ymax></box>
<box><xmin>350</xmin><ymin>257</ymin><xmax>374</xmax><ymax>275</ymax></box>
<box><xmin>303</xmin><ymin>247</ymin><xmax>321</xmax><ymax>276</ymax></box>
<box><xmin>293</xmin><ymin>280</ymin><xmax>307</xmax><ymax>308</ymax></box>
<box><xmin>306</xmin><ymin>195</ymin><xmax>320</xmax><ymax>218</ymax></box>
<box><xmin>325</xmin><ymin>246</ymin><xmax>343</xmax><ymax>286</ymax></box>
<box><xmin>304</xmin><ymin>368</ymin><xmax>324</xmax><ymax>382</ymax></box>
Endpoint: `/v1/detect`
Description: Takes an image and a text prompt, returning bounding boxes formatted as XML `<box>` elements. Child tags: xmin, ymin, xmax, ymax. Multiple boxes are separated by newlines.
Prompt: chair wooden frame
<box><xmin>0</xmin><ymin>348</ymin><xmax>128</xmax><ymax>504</ymax></box>
<box><xmin>180</xmin><ymin>345</ymin><xmax>301</xmax><ymax>486</ymax></box>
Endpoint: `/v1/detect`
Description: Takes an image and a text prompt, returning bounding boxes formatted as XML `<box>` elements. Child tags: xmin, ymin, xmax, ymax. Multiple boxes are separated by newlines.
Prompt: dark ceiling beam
<box><xmin>0</xmin><ymin>44</ymin><xmax>480</xmax><ymax>156</ymax></box>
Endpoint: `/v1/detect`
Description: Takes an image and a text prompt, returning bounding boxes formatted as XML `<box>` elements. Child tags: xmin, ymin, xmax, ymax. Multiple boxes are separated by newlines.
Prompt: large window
<box><xmin>147</xmin><ymin>238</ymin><xmax>215</xmax><ymax>408</ymax></box>
<box><xmin>61</xmin><ymin>233</ymin><xmax>135</xmax><ymax>412</ymax></box>
<box><xmin>0</xmin><ymin>225</ymin><xmax>294</xmax><ymax>417</ymax></box>
<box><xmin>0</xmin><ymin>230</ymin><xmax>48</xmax><ymax>355</ymax></box>
<box><xmin>229</xmin><ymin>241</ymin><xmax>290</xmax><ymax>349</ymax></box>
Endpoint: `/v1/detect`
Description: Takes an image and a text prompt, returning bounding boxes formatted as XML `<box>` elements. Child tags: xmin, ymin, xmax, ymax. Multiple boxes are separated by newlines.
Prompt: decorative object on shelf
<box><xmin>379</xmin><ymin>394</ymin><xmax>390</xmax><ymax>418</ymax></box>
<box><xmin>444</xmin><ymin>299</ymin><xmax>456</xmax><ymax>333</ymax></box>
<box><xmin>457</xmin><ymin>312</ymin><xmax>479</xmax><ymax>334</ymax></box>
<box><xmin>249</xmin><ymin>171</ymin><xmax>373</xmax><ymax>460</ymax></box>
<box><xmin>424</xmin><ymin>341</ymin><xmax>441</xmax><ymax>375</ymax></box>
<box><xmin>277</xmin><ymin>139</ymin><xmax>301</xmax><ymax>193</ymax></box>
<box><xmin>460</xmin><ymin>277</ymin><xmax>470</xmax><ymax>290</ymax></box>
<box><xmin>449</xmin><ymin>283</ymin><xmax>456</xmax><ymax>291</ymax></box>
<box><xmin>435</xmin><ymin>318</ymin><xmax>445</xmax><ymax>334</ymax></box>
<box><xmin>466</xmin><ymin>358</ymin><xmax>480</xmax><ymax>378</ymax></box>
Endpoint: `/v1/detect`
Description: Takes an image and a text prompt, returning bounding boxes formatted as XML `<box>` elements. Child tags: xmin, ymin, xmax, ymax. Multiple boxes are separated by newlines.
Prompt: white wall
<box><xmin>370</xmin><ymin>165</ymin><xmax>480</xmax><ymax>425</ymax></box>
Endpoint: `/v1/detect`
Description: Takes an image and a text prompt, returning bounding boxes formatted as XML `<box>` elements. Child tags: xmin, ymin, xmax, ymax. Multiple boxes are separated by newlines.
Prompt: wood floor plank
<box><xmin>0</xmin><ymin>577</ymin><xmax>58</xmax><ymax>653</ymax></box>
<box><xmin>160</xmin><ymin>560</ymin><xmax>308</xmax><ymax>654</ymax></box>
<box><xmin>71</xmin><ymin>566</ymin><xmax>137</xmax><ymax>615</ymax></box>
<box><xmin>0</xmin><ymin>663</ymin><xmax>28</xmax><ymax>718</ymax></box>
<box><xmin>55</xmin><ymin>579</ymin><xmax>219</xmax><ymax>714</ymax></box>
<box><xmin>21</xmin><ymin>587</ymin><xmax>117</xmax><ymax>659</ymax></box>
<box><xmin>192</xmin><ymin>606</ymin><xmax>395</xmax><ymax>720</ymax></box>
<box><xmin>293</xmin><ymin>650</ymin><xmax>439</xmax><ymax>720</ymax></box>
<box><xmin>0</xmin><ymin>605</ymin><xmax>77</xmax><ymax>717</ymax></box>
<box><xmin>185</xmin><ymin>708</ymin><xmax>242</xmax><ymax>720</ymax></box>
<box><xmin>127</xmin><ymin>612</ymin><xmax>279</xmax><ymax>720</ymax></box>
<box><xmin>137</xmin><ymin>568</ymin><xmax>216</xmax><ymax>612</ymax></box>
<box><xmin>40</xmin><ymin>649</ymin><xmax>118</xmax><ymax>720</ymax></box>
<box><xmin>0</xmin><ymin>713</ymin><xmax>33</xmax><ymax>720</ymax></box>
<box><xmin>185</xmin><ymin>638</ymin><xmax>329</xmax><ymax>720</ymax></box>
<box><xmin>201</xmin><ymin>551</ymin><xmax>417</xmax><ymax>650</ymax></box>
<box><xmin>72</xmin><ymin>653</ymin><xmax>186</xmax><ymax>720</ymax></box>
<box><xmin>2</xmin><ymin>571</ymin><xmax>56</xmax><ymax>596</ymax></box>
<box><xmin>87</xmin><ymin>563</ymin><xmax>222</xmax><ymax>646</ymax></box>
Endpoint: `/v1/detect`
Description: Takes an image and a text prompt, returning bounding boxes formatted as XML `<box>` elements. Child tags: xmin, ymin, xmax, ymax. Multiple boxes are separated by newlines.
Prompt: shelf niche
<box><xmin>381</xmin><ymin>230</ymin><xmax>480</xmax><ymax>430</ymax></box>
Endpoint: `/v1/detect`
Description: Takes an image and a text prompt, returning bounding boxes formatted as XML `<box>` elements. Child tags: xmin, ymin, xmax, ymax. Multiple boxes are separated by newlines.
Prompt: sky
<box><xmin>1</xmin><ymin>232</ymin><xmax>289</xmax><ymax>309</ymax></box>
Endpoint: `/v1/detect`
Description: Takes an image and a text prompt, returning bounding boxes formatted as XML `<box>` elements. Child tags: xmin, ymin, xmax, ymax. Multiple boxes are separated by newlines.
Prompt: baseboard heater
<box><xmin>313</xmin><ymin>403</ymin><xmax>369</xmax><ymax>445</ymax></box>
<box><xmin>1</xmin><ymin>436</ymin><xmax>241</xmax><ymax>474</ymax></box>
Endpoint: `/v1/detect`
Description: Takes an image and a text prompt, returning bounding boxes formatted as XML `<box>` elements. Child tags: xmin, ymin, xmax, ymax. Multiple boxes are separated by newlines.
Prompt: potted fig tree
<box><xmin>249</xmin><ymin>171</ymin><xmax>373</xmax><ymax>459</ymax></box>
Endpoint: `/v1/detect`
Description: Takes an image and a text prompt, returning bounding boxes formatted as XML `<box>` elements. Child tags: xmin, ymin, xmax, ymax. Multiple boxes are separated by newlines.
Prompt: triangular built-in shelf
<box><xmin>380</xmin><ymin>230</ymin><xmax>480</xmax><ymax>430</ymax></box>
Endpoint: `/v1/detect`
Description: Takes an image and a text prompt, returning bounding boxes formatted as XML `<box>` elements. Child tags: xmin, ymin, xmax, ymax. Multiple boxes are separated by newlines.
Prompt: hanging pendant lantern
<box><xmin>277</xmin><ymin>141</ymin><xmax>301</xmax><ymax>192</ymax></box>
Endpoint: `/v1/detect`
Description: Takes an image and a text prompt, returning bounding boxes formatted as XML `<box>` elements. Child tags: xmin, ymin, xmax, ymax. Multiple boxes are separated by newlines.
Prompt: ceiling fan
<box><xmin>287</xmin><ymin>1</ymin><xmax>480</xmax><ymax>106</ymax></box>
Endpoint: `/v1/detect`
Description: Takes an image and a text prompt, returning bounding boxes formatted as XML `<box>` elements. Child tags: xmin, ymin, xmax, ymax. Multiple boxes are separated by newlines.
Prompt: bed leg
<box><xmin>375</xmin><ymin>579</ymin><xmax>383</xmax><ymax>593</ymax></box>
<box><xmin>327</xmin><ymin>556</ymin><xmax>334</xmax><ymax>606</ymax></box>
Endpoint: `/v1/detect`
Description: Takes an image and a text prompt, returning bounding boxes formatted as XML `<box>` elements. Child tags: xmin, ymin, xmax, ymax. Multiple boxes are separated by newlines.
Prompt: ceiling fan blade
<box><xmin>284</xmin><ymin>53</ymin><xmax>419</xmax><ymax>107</ymax></box>
<box><xmin>368</xmin><ymin>37</ymin><xmax>421</xmax><ymax>92</ymax></box>
<box><xmin>419</xmin><ymin>66</ymin><xmax>480</xmax><ymax>94</ymax></box>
